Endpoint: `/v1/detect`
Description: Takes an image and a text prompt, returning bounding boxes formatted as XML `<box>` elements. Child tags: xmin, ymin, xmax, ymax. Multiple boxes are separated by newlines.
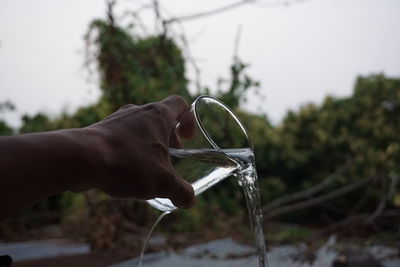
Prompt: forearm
<box><xmin>0</xmin><ymin>129</ymin><xmax>102</xmax><ymax>221</ymax></box>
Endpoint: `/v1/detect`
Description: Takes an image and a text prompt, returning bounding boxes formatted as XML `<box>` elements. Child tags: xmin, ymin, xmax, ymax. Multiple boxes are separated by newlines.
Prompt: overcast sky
<box><xmin>0</xmin><ymin>0</ymin><xmax>399</xmax><ymax>127</ymax></box>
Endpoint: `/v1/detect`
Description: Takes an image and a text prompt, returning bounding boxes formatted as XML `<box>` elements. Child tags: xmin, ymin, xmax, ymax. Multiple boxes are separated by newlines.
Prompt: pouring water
<box><xmin>140</xmin><ymin>96</ymin><xmax>268</xmax><ymax>266</ymax></box>
<box><xmin>142</xmin><ymin>148</ymin><xmax>268</xmax><ymax>267</ymax></box>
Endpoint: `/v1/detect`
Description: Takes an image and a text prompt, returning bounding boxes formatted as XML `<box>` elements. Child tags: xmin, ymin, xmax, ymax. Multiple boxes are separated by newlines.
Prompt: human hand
<box><xmin>83</xmin><ymin>95</ymin><xmax>196</xmax><ymax>208</ymax></box>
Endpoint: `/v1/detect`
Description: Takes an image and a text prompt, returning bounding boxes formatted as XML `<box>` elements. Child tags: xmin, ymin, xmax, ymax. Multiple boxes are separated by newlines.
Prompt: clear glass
<box><xmin>147</xmin><ymin>95</ymin><xmax>253</xmax><ymax>211</ymax></box>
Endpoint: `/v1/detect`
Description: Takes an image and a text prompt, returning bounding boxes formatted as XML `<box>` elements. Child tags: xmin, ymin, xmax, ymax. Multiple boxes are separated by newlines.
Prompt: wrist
<box><xmin>57</xmin><ymin>128</ymin><xmax>109</xmax><ymax>192</ymax></box>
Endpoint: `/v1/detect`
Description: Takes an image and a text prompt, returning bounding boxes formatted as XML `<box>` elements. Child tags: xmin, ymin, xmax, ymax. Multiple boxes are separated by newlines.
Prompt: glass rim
<box><xmin>192</xmin><ymin>95</ymin><xmax>254</xmax><ymax>153</ymax></box>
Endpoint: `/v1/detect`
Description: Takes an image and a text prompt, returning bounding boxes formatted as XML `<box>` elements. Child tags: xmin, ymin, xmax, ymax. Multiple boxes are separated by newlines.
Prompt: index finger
<box><xmin>161</xmin><ymin>95</ymin><xmax>196</xmax><ymax>139</ymax></box>
<box><xmin>161</xmin><ymin>95</ymin><xmax>189</xmax><ymax>120</ymax></box>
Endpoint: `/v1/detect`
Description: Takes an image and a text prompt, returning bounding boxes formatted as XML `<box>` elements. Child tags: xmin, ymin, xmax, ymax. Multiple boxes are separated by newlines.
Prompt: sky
<box><xmin>0</xmin><ymin>0</ymin><xmax>399</xmax><ymax>127</ymax></box>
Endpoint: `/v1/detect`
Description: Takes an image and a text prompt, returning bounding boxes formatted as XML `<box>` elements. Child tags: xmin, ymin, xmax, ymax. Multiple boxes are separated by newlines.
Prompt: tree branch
<box><xmin>165</xmin><ymin>0</ymin><xmax>255</xmax><ymax>25</ymax></box>
<box><xmin>152</xmin><ymin>0</ymin><xmax>168</xmax><ymax>36</ymax></box>
<box><xmin>233</xmin><ymin>25</ymin><xmax>243</xmax><ymax>61</ymax></box>
<box><xmin>106</xmin><ymin>0</ymin><xmax>116</xmax><ymax>25</ymax></box>
<box><xmin>366</xmin><ymin>175</ymin><xmax>399</xmax><ymax>224</ymax></box>
<box><xmin>264</xmin><ymin>174</ymin><xmax>376</xmax><ymax>219</ymax></box>
<box><xmin>262</xmin><ymin>160</ymin><xmax>353</xmax><ymax>213</ymax></box>
<box><xmin>164</xmin><ymin>0</ymin><xmax>315</xmax><ymax>24</ymax></box>
<box><xmin>319</xmin><ymin>209</ymin><xmax>400</xmax><ymax>234</ymax></box>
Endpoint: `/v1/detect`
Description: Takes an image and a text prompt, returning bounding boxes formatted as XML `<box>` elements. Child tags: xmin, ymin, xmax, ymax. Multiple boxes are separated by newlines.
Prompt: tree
<box><xmin>85</xmin><ymin>18</ymin><xmax>191</xmax><ymax>109</ymax></box>
<box><xmin>261</xmin><ymin>74</ymin><xmax>400</xmax><ymax>226</ymax></box>
<box><xmin>0</xmin><ymin>101</ymin><xmax>15</xmax><ymax>136</ymax></box>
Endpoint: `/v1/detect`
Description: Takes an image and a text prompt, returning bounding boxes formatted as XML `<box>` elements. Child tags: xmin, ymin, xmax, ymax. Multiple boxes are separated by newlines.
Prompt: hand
<box><xmin>0</xmin><ymin>95</ymin><xmax>195</xmax><ymax>221</ymax></box>
<box><xmin>84</xmin><ymin>95</ymin><xmax>196</xmax><ymax>208</ymax></box>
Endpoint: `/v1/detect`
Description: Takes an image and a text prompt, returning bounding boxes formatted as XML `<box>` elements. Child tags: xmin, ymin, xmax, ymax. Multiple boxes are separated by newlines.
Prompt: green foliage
<box><xmin>86</xmin><ymin>20</ymin><xmax>191</xmax><ymax>109</ymax></box>
<box><xmin>259</xmin><ymin>177</ymin><xmax>286</xmax><ymax>204</ymax></box>
<box><xmin>0</xmin><ymin>100</ymin><xmax>15</xmax><ymax>112</ymax></box>
<box><xmin>268</xmin><ymin>224</ymin><xmax>313</xmax><ymax>243</ymax></box>
<box><xmin>60</xmin><ymin>192</ymin><xmax>87</xmax><ymax>224</ymax></box>
<box><xmin>0</xmin><ymin>100</ymin><xmax>15</xmax><ymax>135</ymax></box>
<box><xmin>262</xmin><ymin>74</ymin><xmax>400</xmax><ymax>218</ymax></box>
<box><xmin>20</xmin><ymin>113</ymin><xmax>52</xmax><ymax>133</ymax></box>
<box><xmin>217</xmin><ymin>59</ymin><xmax>260</xmax><ymax>109</ymax></box>
<box><xmin>0</xmin><ymin>121</ymin><xmax>13</xmax><ymax>136</ymax></box>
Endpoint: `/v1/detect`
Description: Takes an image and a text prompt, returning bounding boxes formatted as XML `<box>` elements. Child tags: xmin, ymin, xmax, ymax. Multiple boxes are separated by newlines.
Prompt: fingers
<box><xmin>162</xmin><ymin>166</ymin><xmax>196</xmax><ymax>209</ymax></box>
<box><xmin>158</xmin><ymin>96</ymin><xmax>196</xmax><ymax>207</ymax></box>
<box><xmin>169</xmin><ymin>130</ymin><xmax>183</xmax><ymax>149</ymax></box>
<box><xmin>177</xmin><ymin>110</ymin><xmax>196</xmax><ymax>139</ymax></box>
<box><xmin>161</xmin><ymin>95</ymin><xmax>196</xmax><ymax>140</ymax></box>
<box><xmin>169</xmin><ymin>178</ymin><xmax>196</xmax><ymax>209</ymax></box>
<box><xmin>161</xmin><ymin>95</ymin><xmax>189</xmax><ymax>121</ymax></box>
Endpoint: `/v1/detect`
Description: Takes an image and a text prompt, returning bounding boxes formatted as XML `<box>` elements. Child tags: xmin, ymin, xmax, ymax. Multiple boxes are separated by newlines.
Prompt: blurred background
<box><xmin>0</xmin><ymin>0</ymin><xmax>399</xmax><ymax>266</ymax></box>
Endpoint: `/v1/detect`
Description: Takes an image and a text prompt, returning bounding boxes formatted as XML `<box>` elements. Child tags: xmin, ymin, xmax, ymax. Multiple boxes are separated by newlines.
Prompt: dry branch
<box><xmin>262</xmin><ymin>160</ymin><xmax>353</xmax><ymax>213</ymax></box>
<box><xmin>264</xmin><ymin>174</ymin><xmax>376</xmax><ymax>219</ymax></box>
<box><xmin>319</xmin><ymin>208</ymin><xmax>400</xmax><ymax>234</ymax></box>
<box><xmin>164</xmin><ymin>0</ymin><xmax>314</xmax><ymax>25</ymax></box>
<box><xmin>165</xmin><ymin>0</ymin><xmax>254</xmax><ymax>25</ymax></box>
<box><xmin>366</xmin><ymin>175</ymin><xmax>399</xmax><ymax>224</ymax></box>
<box><xmin>233</xmin><ymin>25</ymin><xmax>243</xmax><ymax>60</ymax></box>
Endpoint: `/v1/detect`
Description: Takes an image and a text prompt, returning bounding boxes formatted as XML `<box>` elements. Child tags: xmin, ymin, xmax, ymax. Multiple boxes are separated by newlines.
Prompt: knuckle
<box><xmin>148</xmin><ymin>103</ymin><xmax>169</xmax><ymax>117</ymax></box>
<box><xmin>119</xmin><ymin>104</ymin><xmax>135</xmax><ymax>110</ymax></box>
<box><xmin>170</xmin><ymin>95</ymin><xmax>189</xmax><ymax>108</ymax></box>
<box><xmin>170</xmin><ymin>95</ymin><xmax>187</xmax><ymax>104</ymax></box>
<box><xmin>146</xmin><ymin>104</ymin><xmax>173</xmax><ymax>131</ymax></box>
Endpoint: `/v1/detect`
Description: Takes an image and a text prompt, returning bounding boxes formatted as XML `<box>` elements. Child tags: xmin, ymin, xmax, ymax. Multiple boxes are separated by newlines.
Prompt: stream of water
<box><xmin>138</xmin><ymin>211</ymin><xmax>170</xmax><ymax>267</ymax></box>
<box><xmin>238</xmin><ymin>163</ymin><xmax>268</xmax><ymax>266</ymax></box>
<box><xmin>139</xmin><ymin>148</ymin><xmax>268</xmax><ymax>267</ymax></box>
